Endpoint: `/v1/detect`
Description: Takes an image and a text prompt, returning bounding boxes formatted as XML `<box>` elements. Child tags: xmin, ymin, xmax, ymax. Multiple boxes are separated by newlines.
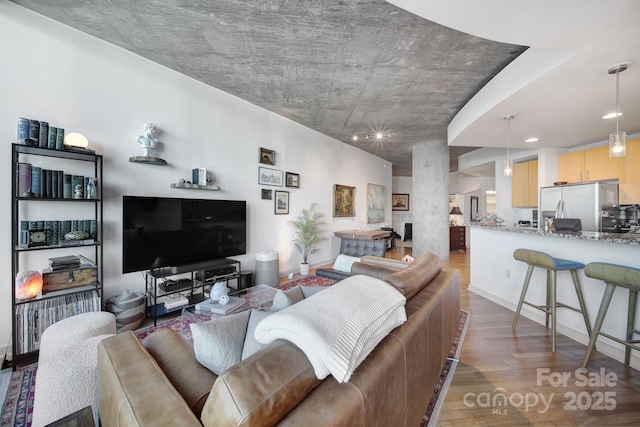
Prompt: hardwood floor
<box><xmin>315</xmin><ymin>245</ymin><xmax>640</xmax><ymax>426</ymax></box>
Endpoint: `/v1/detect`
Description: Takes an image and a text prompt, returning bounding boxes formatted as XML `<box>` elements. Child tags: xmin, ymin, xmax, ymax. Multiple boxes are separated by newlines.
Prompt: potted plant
<box><xmin>288</xmin><ymin>203</ymin><xmax>327</xmax><ymax>275</ymax></box>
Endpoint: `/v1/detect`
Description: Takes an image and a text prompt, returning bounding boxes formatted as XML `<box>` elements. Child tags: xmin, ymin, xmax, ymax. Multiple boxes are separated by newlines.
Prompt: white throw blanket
<box><xmin>254</xmin><ymin>275</ymin><xmax>407</xmax><ymax>383</ymax></box>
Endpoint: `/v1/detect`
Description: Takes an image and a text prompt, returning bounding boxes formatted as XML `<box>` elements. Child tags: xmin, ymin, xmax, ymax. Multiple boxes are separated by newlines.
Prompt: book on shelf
<box><xmin>31</xmin><ymin>166</ymin><xmax>41</xmax><ymax>197</ymax></box>
<box><xmin>17</xmin><ymin>162</ymin><xmax>31</xmax><ymax>196</ymax></box>
<box><xmin>63</xmin><ymin>174</ymin><xmax>72</xmax><ymax>198</ymax></box>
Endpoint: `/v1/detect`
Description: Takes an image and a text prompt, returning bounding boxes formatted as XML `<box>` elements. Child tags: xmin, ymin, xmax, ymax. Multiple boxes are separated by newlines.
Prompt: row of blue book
<box><xmin>19</xmin><ymin>219</ymin><xmax>97</xmax><ymax>247</ymax></box>
<box><xmin>16</xmin><ymin>162</ymin><xmax>97</xmax><ymax>199</ymax></box>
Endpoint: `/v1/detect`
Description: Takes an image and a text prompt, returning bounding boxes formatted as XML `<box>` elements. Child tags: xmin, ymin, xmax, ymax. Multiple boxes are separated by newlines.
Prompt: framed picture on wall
<box><xmin>261</xmin><ymin>189</ymin><xmax>272</xmax><ymax>200</ymax></box>
<box><xmin>274</xmin><ymin>190</ymin><xmax>289</xmax><ymax>214</ymax></box>
<box><xmin>259</xmin><ymin>147</ymin><xmax>275</xmax><ymax>165</ymax></box>
<box><xmin>285</xmin><ymin>172</ymin><xmax>300</xmax><ymax>188</ymax></box>
<box><xmin>391</xmin><ymin>193</ymin><xmax>409</xmax><ymax>211</ymax></box>
<box><xmin>258</xmin><ymin>167</ymin><xmax>283</xmax><ymax>186</ymax></box>
<box><xmin>333</xmin><ymin>184</ymin><xmax>356</xmax><ymax>217</ymax></box>
<box><xmin>367</xmin><ymin>183</ymin><xmax>385</xmax><ymax>223</ymax></box>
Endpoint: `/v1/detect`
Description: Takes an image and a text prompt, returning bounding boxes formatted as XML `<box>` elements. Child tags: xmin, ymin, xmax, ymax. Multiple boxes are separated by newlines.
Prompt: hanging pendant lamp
<box><xmin>503</xmin><ymin>114</ymin><xmax>515</xmax><ymax>176</ymax></box>
<box><xmin>607</xmin><ymin>62</ymin><xmax>631</xmax><ymax>158</ymax></box>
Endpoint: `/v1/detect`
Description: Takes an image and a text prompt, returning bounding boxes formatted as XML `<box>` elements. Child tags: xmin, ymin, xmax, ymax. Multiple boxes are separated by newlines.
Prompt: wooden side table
<box><xmin>449</xmin><ymin>226</ymin><xmax>466</xmax><ymax>251</ymax></box>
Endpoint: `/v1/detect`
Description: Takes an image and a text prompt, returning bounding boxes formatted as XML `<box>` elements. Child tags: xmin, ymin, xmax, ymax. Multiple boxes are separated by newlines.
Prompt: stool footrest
<box><xmin>524</xmin><ymin>301</ymin><xmax>583</xmax><ymax>314</ymax></box>
<box><xmin>599</xmin><ymin>331</ymin><xmax>640</xmax><ymax>352</ymax></box>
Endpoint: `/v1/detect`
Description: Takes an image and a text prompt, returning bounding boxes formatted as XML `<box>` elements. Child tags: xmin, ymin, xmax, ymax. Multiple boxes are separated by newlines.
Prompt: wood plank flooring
<box><xmin>316</xmin><ymin>246</ymin><xmax>640</xmax><ymax>425</ymax></box>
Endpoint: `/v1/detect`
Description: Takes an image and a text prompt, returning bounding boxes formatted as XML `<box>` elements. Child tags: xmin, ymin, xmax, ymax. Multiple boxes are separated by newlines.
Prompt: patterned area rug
<box><xmin>0</xmin><ymin>364</ymin><xmax>36</xmax><ymax>427</ymax></box>
<box><xmin>0</xmin><ymin>276</ymin><xmax>468</xmax><ymax>427</ymax></box>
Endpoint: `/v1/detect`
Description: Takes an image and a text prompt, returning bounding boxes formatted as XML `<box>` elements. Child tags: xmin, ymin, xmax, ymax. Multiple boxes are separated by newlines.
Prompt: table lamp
<box><xmin>449</xmin><ymin>206</ymin><xmax>463</xmax><ymax>226</ymax></box>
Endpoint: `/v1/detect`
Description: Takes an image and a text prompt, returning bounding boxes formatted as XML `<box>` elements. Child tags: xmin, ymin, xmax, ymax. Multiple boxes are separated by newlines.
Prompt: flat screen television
<box><xmin>122</xmin><ymin>196</ymin><xmax>247</xmax><ymax>274</ymax></box>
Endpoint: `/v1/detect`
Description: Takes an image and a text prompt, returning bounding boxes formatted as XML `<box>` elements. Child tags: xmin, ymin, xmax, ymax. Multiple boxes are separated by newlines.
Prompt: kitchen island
<box><xmin>469</xmin><ymin>224</ymin><xmax>640</xmax><ymax>368</ymax></box>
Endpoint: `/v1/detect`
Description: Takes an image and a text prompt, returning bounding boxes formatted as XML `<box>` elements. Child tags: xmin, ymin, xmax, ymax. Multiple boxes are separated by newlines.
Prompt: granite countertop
<box><xmin>468</xmin><ymin>223</ymin><xmax>640</xmax><ymax>246</ymax></box>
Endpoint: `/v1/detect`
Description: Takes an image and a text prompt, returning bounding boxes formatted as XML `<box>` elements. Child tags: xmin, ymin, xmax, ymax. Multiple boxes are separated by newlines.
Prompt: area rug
<box><xmin>0</xmin><ymin>363</ymin><xmax>36</xmax><ymax>427</ymax></box>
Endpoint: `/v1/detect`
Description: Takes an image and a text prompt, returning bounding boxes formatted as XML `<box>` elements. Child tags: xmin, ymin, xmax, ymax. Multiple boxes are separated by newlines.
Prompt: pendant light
<box><xmin>503</xmin><ymin>114</ymin><xmax>515</xmax><ymax>176</ymax></box>
<box><xmin>607</xmin><ymin>62</ymin><xmax>630</xmax><ymax>158</ymax></box>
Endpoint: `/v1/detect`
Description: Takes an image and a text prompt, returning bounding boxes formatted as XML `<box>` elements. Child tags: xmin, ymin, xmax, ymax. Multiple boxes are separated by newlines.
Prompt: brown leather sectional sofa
<box><xmin>97</xmin><ymin>252</ymin><xmax>460</xmax><ymax>426</ymax></box>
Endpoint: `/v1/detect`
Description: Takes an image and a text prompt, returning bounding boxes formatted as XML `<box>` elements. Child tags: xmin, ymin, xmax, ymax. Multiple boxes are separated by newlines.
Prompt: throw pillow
<box><xmin>300</xmin><ymin>285</ymin><xmax>328</xmax><ymax>299</ymax></box>
<box><xmin>241</xmin><ymin>309</ymin><xmax>273</xmax><ymax>360</ymax></box>
<box><xmin>270</xmin><ymin>285</ymin><xmax>304</xmax><ymax>312</ymax></box>
<box><xmin>190</xmin><ymin>309</ymin><xmax>251</xmax><ymax>375</ymax></box>
<box><xmin>332</xmin><ymin>254</ymin><xmax>361</xmax><ymax>273</ymax></box>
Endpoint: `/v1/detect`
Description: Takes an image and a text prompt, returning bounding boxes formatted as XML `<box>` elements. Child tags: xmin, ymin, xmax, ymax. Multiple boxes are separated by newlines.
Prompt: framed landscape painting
<box><xmin>259</xmin><ymin>147</ymin><xmax>275</xmax><ymax>165</ymax></box>
<box><xmin>333</xmin><ymin>184</ymin><xmax>356</xmax><ymax>217</ymax></box>
<box><xmin>274</xmin><ymin>190</ymin><xmax>289</xmax><ymax>214</ymax></box>
<box><xmin>258</xmin><ymin>167</ymin><xmax>283</xmax><ymax>186</ymax></box>
<box><xmin>392</xmin><ymin>193</ymin><xmax>409</xmax><ymax>211</ymax></box>
<box><xmin>366</xmin><ymin>183</ymin><xmax>385</xmax><ymax>223</ymax></box>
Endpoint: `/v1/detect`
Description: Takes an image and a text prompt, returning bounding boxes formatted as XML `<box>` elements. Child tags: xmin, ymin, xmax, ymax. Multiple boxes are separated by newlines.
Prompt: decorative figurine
<box><xmin>136</xmin><ymin>122</ymin><xmax>158</xmax><ymax>157</ymax></box>
<box><xmin>129</xmin><ymin>122</ymin><xmax>167</xmax><ymax>165</ymax></box>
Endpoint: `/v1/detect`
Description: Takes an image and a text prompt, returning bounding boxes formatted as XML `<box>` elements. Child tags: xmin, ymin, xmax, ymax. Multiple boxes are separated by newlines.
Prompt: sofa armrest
<box><xmin>98</xmin><ymin>332</ymin><xmax>201</xmax><ymax>427</ymax></box>
<box><xmin>350</xmin><ymin>263</ymin><xmax>400</xmax><ymax>280</ymax></box>
<box><xmin>360</xmin><ymin>256</ymin><xmax>410</xmax><ymax>270</ymax></box>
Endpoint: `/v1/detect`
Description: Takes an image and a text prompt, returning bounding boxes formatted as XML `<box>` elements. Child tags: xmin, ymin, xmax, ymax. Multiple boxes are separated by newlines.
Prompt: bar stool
<box><xmin>512</xmin><ymin>249</ymin><xmax>592</xmax><ymax>352</ymax></box>
<box><xmin>582</xmin><ymin>262</ymin><xmax>640</xmax><ymax>368</ymax></box>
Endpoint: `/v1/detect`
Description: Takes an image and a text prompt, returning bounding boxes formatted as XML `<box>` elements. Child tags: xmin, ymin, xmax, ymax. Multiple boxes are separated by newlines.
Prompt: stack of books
<box><xmin>48</xmin><ymin>255</ymin><xmax>81</xmax><ymax>270</ymax></box>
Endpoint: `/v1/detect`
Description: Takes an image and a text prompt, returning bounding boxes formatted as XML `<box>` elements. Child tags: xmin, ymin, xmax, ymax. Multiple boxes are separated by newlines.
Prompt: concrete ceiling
<box><xmin>9</xmin><ymin>0</ymin><xmax>528</xmax><ymax>176</ymax></box>
<box><xmin>11</xmin><ymin>1</ymin><xmax>638</xmax><ymax>178</ymax></box>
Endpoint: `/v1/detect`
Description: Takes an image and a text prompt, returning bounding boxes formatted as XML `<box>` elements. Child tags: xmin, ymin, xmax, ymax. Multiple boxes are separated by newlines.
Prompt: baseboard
<box><xmin>468</xmin><ymin>285</ymin><xmax>640</xmax><ymax>370</ymax></box>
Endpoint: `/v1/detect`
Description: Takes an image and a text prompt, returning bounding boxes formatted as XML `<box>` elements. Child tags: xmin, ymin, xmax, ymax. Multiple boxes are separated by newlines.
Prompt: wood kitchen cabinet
<box><xmin>619</xmin><ymin>138</ymin><xmax>640</xmax><ymax>204</ymax></box>
<box><xmin>558</xmin><ymin>145</ymin><xmax>618</xmax><ymax>183</ymax></box>
<box><xmin>558</xmin><ymin>150</ymin><xmax>585</xmax><ymax>183</ymax></box>
<box><xmin>512</xmin><ymin>159</ymin><xmax>538</xmax><ymax>207</ymax></box>
<box><xmin>449</xmin><ymin>226</ymin><xmax>466</xmax><ymax>251</ymax></box>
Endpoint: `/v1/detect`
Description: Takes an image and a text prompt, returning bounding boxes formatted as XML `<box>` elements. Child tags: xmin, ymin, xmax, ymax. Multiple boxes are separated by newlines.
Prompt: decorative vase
<box><xmin>300</xmin><ymin>263</ymin><xmax>310</xmax><ymax>276</ymax></box>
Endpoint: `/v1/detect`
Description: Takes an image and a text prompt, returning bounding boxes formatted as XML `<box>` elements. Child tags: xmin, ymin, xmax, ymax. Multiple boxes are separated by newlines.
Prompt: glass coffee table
<box><xmin>180</xmin><ymin>284</ymin><xmax>278</xmax><ymax>338</ymax></box>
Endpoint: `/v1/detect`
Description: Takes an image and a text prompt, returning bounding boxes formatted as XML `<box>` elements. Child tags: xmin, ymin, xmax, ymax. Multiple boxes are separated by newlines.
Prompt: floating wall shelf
<box><xmin>170</xmin><ymin>183</ymin><xmax>220</xmax><ymax>191</ymax></box>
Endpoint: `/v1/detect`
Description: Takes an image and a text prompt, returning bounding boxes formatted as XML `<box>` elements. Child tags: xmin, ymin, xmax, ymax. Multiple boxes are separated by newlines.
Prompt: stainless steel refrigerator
<box><xmin>539</xmin><ymin>182</ymin><xmax>619</xmax><ymax>232</ymax></box>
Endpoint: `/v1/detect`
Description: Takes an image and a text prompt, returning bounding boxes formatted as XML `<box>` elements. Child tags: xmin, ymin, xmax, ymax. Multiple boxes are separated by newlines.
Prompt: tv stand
<box><xmin>145</xmin><ymin>258</ymin><xmax>241</xmax><ymax>326</ymax></box>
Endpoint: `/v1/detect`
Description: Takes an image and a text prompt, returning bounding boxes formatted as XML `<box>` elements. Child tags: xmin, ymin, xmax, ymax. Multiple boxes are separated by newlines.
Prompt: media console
<box><xmin>144</xmin><ymin>258</ymin><xmax>242</xmax><ymax>326</ymax></box>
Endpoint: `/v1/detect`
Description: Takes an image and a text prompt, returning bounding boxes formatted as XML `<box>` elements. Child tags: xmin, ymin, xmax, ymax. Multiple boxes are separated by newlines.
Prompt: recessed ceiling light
<box><xmin>603</xmin><ymin>112</ymin><xmax>623</xmax><ymax>119</ymax></box>
<box><xmin>352</xmin><ymin>135</ymin><xmax>358</xmax><ymax>141</ymax></box>
<box><xmin>525</xmin><ymin>137</ymin><xmax>538</xmax><ymax>143</ymax></box>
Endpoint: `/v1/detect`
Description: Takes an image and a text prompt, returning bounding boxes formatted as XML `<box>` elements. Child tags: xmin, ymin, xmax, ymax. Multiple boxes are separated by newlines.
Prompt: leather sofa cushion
<box><xmin>143</xmin><ymin>329</ymin><xmax>218</xmax><ymax>417</ymax></box>
<box><xmin>384</xmin><ymin>252</ymin><xmax>441</xmax><ymax>299</ymax></box>
<box><xmin>201</xmin><ymin>341</ymin><xmax>321</xmax><ymax>427</ymax></box>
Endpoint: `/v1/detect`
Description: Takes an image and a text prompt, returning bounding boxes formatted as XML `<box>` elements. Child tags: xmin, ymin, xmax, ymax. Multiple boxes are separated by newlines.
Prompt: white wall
<box><xmin>0</xmin><ymin>3</ymin><xmax>392</xmax><ymax>352</ymax></box>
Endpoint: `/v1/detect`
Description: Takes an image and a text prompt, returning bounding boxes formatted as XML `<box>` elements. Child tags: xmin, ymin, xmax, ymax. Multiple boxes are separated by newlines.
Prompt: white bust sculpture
<box><xmin>136</xmin><ymin>122</ymin><xmax>158</xmax><ymax>157</ymax></box>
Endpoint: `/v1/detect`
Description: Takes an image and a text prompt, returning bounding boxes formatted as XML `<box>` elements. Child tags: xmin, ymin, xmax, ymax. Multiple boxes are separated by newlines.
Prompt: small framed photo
<box><xmin>274</xmin><ymin>190</ymin><xmax>289</xmax><ymax>214</ymax></box>
<box><xmin>258</xmin><ymin>166</ymin><xmax>283</xmax><ymax>186</ymax></box>
<box><xmin>259</xmin><ymin>147</ymin><xmax>275</xmax><ymax>165</ymax></box>
<box><xmin>261</xmin><ymin>189</ymin><xmax>272</xmax><ymax>200</ymax></box>
<box><xmin>392</xmin><ymin>193</ymin><xmax>410</xmax><ymax>211</ymax></box>
<box><xmin>285</xmin><ymin>172</ymin><xmax>300</xmax><ymax>188</ymax></box>
<box><xmin>333</xmin><ymin>184</ymin><xmax>356</xmax><ymax>217</ymax></box>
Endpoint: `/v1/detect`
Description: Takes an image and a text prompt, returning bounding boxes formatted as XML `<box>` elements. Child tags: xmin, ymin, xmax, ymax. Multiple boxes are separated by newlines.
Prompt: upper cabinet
<box><xmin>584</xmin><ymin>145</ymin><xmax>619</xmax><ymax>181</ymax></box>
<box><xmin>619</xmin><ymin>138</ymin><xmax>640</xmax><ymax>205</ymax></box>
<box><xmin>512</xmin><ymin>159</ymin><xmax>538</xmax><ymax>207</ymax></box>
<box><xmin>558</xmin><ymin>151</ymin><xmax>585</xmax><ymax>183</ymax></box>
<box><xmin>558</xmin><ymin>145</ymin><xmax>619</xmax><ymax>183</ymax></box>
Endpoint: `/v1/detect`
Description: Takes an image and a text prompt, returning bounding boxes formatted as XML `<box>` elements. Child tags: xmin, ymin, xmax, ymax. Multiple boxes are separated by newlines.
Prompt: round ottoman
<box><xmin>32</xmin><ymin>312</ymin><xmax>116</xmax><ymax>427</ymax></box>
